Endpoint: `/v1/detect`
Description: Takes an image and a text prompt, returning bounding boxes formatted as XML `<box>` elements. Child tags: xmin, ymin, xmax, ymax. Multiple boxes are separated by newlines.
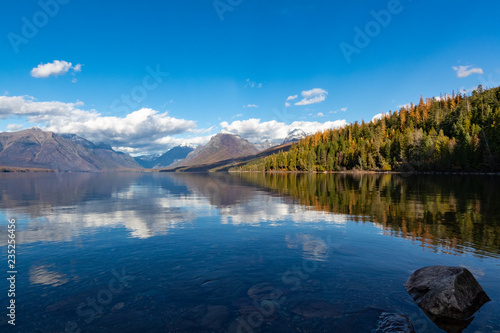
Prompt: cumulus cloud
<box><xmin>0</xmin><ymin>95</ymin><xmax>196</xmax><ymax>153</ymax></box>
<box><xmin>31</xmin><ymin>60</ymin><xmax>82</xmax><ymax>78</ymax></box>
<box><xmin>295</xmin><ymin>88</ymin><xmax>328</xmax><ymax>106</ymax></box>
<box><xmin>220</xmin><ymin>118</ymin><xmax>347</xmax><ymax>143</ymax></box>
<box><xmin>316</xmin><ymin>112</ymin><xmax>324</xmax><ymax>117</ymax></box>
<box><xmin>453</xmin><ymin>65</ymin><xmax>483</xmax><ymax>78</ymax></box>
<box><xmin>153</xmin><ymin>134</ymin><xmax>214</xmax><ymax>149</ymax></box>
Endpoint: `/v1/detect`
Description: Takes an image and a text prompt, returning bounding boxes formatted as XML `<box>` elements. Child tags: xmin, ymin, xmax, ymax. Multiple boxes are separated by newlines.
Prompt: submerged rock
<box><xmin>376</xmin><ymin>313</ymin><xmax>415</xmax><ymax>333</ymax></box>
<box><xmin>405</xmin><ymin>266</ymin><xmax>490</xmax><ymax>322</ymax></box>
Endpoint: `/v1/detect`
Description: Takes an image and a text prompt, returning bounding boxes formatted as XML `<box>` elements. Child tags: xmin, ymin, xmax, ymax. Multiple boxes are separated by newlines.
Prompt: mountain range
<box><xmin>135</xmin><ymin>144</ymin><xmax>195</xmax><ymax>169</ymax></box>
<box><xmin>0</xmin><ymin>128</ymin><xmax>294</xmax><ymax>172</ymax></box>
<box><xmin>0</xmin><ymin>128</ymin><xmax>141</xmax><ymax>171</ymax></box>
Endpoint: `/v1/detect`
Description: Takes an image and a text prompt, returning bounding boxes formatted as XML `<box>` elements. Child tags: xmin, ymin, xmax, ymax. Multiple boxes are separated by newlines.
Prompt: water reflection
<box><xmin>29</xmin><ymin>265</ymin><xmax>69</xmax><ymax>287</ymax></box>
<box><xmin>236</xmin><ymin>172</ymin><xmax>500</xmax><ymax>259</ymax></box>
<box><xmin>0</xmin><ymin>173</ymin><xmax>197</xmax><ymax>244</ymax></box>
<box><xmin>0</xmin><ymin>172</ymin><xmax>349</xmax><ymax>245</ymax></box>
<box><xmin>286</xmin><ymin>234</ymin><xmax>329</xmax><ymax>261</ymax></box>
<box><xmin>1</xmin><ymin>172</ymin><xmax>499</xmax><ymax>332</ymax></box>
<box><xmin>1</xmin><ymin>172</ymin><xmax>499</xmax><ymax>259</ymax></box>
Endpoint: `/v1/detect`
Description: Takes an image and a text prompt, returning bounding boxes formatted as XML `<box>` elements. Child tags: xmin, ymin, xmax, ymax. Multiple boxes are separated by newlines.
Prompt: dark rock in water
<box><xmin>376</xmin><ymin>313</ymin><xmax>415</xmax><ymax>333</ymax></box>
<box><xmin>405</xmin><ymin>266</ymin><xmax>490</xmax><ymax>322</ymax></box>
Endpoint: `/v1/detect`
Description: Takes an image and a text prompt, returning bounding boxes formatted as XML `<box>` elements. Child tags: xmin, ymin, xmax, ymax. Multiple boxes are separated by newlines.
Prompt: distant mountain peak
<box><xmin>176</xmin><ymin>132</ymin><xmax>259</xmax><ymax>168</ymax></box>
<box><xmin>134</xmin><ymin>144</ymin><xmax>195</xmax><ymax>169</ymax></box>
<box><xmin>253</xmin><ymin>139</ymin><xmax>276</xmax><ymax>152</ymax></box>
<box><xmin>282</xmin><ymin>128</ymin><xmax>307</xmax><ymax>144</ymax></box>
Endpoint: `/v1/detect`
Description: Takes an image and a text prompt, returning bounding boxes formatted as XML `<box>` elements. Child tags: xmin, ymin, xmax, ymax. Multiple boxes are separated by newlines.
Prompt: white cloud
<box><xmin>433</xmin><ymin>94</ymin><xmax>451</xmax><ymax>102</ymax></box>
<box><xmin>329</xmin><ymin>107</ymin><xmax>347</xmax><ymax>114</ymax></box>
<box><xmin>6</xmin><ymin>123</ymin><xmax>23</xmax><ymax>131</ymax></box>
<box><xmin>285</xmin><ymin>95</ymin><xmax>298</xmax><ymax>107</ymax></box>
<box><xmin>220</xmin><ymin>118</ymin><xmax>347</xmax><ymax>143</ymax></box>
<box><xmin>244</xmin><ymin>104</ymin><xmax>259</xmax><ymax>108</ymax></box>
<box><xmin>317</xmin><ymin>112</ymin><xmax>324</xmax><ymax>117</ymax></box>
<box><xmin>245</xmin><ymin>79</ymin><xmax>262</xmax><ymax>88</ymax></box>
<box><xmin>397</xmin><ymin>103</ymin><xmax>411</xmax><ymax>109</ymax></box>
<box><xmin>295</xmin><ymin>88</ymin><xmax>328</xmax><ymax>106</ymax></box>
<box><xmin>153</xmin><ymin>134</ymin><xmax>214</xmax><ymax>150</ymax></box>
<box><xmin>190</xmin><ymin>125</ymin><xmax>216</xmax><ymax>134</ymax></box>
<box><xmin>453</xmin><ymin>65</ymin><xmax>483</xmax><ymax>78</ymax></box>
<box><xmin>0</xmin><ymin>95</ymin><xmax>196</xmax><ymax>153</ymax></box>
<box><xmin>31</xmin><ymin>60</ymin><xmax>82</xmax><ymax>78</ymax></box>
<box><xmin>459</xmin><ymin>86</ymin><xmax>482</xmax><ymax>95</ymax></box>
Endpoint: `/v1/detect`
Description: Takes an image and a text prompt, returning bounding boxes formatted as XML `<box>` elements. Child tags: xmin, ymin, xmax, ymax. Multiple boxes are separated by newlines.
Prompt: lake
<box><xmin>0</xmin><ymin>172</ymin><xmax>499</xmax><ymax>332</ymax></box>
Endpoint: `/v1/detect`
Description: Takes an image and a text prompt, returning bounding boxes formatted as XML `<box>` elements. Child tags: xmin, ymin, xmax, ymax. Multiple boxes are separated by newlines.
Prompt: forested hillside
<box><xmin>235</xmin><ymin>86</ymin><xmax>500</xmax><ymax>172</ymax></box>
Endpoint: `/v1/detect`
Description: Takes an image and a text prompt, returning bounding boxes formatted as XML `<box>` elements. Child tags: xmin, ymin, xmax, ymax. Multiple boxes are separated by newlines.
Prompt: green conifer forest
<box><xmin>235</xmin><ymin>86</ymin><xmax>500</xmax><ymax>172</ymax></box>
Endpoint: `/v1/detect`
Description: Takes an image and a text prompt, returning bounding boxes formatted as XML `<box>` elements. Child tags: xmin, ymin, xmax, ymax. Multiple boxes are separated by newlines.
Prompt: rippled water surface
<box><xmin>1</xmin><ymin>172</ymin><xmax>499</xmax><ymax>332</ymax></box>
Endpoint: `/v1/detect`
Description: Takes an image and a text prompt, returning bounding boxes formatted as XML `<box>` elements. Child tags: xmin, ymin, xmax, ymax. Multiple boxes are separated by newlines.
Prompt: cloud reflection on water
<box><xmin>0</xmin><ymin>172</ymin><xmax>347</xmax><ymax>245</ymax></box>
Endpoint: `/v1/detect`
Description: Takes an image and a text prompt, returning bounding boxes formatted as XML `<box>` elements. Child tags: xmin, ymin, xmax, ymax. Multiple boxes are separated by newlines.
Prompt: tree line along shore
<box><xmin>233</xmin><ymin>86</ymin><xmax>500</xmax><ymax>173</ymax></box>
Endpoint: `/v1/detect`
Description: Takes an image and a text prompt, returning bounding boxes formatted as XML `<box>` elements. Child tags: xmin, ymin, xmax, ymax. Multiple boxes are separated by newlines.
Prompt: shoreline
<box><xmin>0</xmin><ymin>167</ymin><xmax>55</xmax><ymax>173</ymax></box>
<box><xmin>228</xmin><ymin>169</ymin><xmax>500</xmax><ymax>176</ymax></box>
<box><xmin>2</xmin><ymin>166</ymin><xmax>499</xmax><ymax>176</ymax></box>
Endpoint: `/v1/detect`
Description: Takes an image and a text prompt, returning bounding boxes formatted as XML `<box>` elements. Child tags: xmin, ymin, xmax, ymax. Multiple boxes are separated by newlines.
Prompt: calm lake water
<box><xmin>0</xmin><ymin>172</ymin><xmax>499</xmax><ymax>332</ymax></box>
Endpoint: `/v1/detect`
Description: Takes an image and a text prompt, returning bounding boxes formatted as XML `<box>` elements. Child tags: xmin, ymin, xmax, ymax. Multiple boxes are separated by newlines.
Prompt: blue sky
<box><xmin>1</xmin><ymin>0</ymin><xmax>499</xmax><ymax>154</ymax></box>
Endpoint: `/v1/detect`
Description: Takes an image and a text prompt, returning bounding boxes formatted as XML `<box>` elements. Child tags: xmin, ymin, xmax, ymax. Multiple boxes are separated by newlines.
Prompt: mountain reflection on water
<box><xmin>0</xmin><ymin>172</ymin><xmax>348</xmax><ymax>245</ymax></box>
<box><xmin>0</xmin><ymin>172</ymin><xmax>499</xmax><ymax>332</ymax></box>
<box><xmin>1</xmin><ymin>172</ymin><xmax>499</xmax><ymax>258</ymax></box>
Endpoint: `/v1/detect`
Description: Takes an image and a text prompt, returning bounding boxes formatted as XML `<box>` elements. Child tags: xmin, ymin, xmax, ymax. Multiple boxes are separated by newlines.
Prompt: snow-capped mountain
<box><xmin>282</xmin><ymin>128</ymin><xmax>307</xmax><ymax>144</ymax></box>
